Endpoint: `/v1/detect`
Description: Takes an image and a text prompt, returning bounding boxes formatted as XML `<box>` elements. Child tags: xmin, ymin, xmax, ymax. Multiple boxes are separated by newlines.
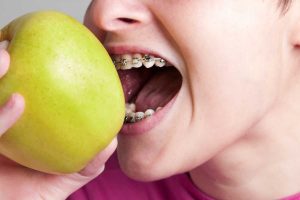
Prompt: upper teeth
<box><xmin>112</xmin><ymin>54</ymin><xmax>170</xmax><ymax>70</ymax></box>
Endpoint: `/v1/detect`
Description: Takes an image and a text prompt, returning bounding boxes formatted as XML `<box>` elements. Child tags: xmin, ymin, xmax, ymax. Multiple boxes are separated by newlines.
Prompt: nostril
<box><xmin>118</xmin><ymin>18</ymin><xmax>138</xmax><ymax>24</ymax></box>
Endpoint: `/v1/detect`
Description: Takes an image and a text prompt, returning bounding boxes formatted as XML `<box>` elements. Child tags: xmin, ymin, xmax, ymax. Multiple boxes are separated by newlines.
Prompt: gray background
<box><xmin>0</xmin><ymin>1</ymin><xmax>91</xmax><ymax>27</ymax></box>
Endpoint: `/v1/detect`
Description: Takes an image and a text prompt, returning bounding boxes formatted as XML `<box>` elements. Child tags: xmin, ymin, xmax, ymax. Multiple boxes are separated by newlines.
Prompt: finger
<box><xmin>0</xmin><ymin>49</ymin><xmax>10</xmax><ymax>78</ymax></box>
<box><xmin>0</xmin><ymin>40</ymin><xmax>9</xmax><ymax>50</ymax></box>
<box><xmin>63</xmin><ymin>137</ymin><xmax>118</xmax><ymax>180</ymax></box>
<box><xmin>53</xmin><ymin>138</ymin><xmax>118</xmax><ymax>199</ymax></box>
<box><xmin>64</xmin><ymin>137</ymin><xmax>118</xmax><ymax>181</ymax></box>
<box><xmin>79</xmin><ymin>137</ymin><xmax>118</xmax><ymax>177</ymax></box>
<box><xmin>0</xmin><ymin>93</ymin><xmax>25</xmax><ymax>136</ymax></box>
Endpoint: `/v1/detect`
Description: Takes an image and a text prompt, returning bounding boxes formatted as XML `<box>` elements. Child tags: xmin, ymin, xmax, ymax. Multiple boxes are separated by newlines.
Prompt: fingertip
<box><xmin>60</xmin><ymin>138</ymin><xmax>118</xmax><ymax>196</ymax></box>
<box><xmin>11</xmin><ymin>93</ymin><xmax>26</xmax><ymax>114</ymax></box>
<box><xmin>0</xmin><ymin>40</ymin><xmax>9</xmax><ymax>49</ymax></box>
<box><xmin>79</xmin><ymin>138</ymin><xmax>118</xmax><ymax>177</ymax></box>
<box><xmin>1</xmin><ymin>93</ymin><xmax>25</xmax><ymax>115</ymax></box>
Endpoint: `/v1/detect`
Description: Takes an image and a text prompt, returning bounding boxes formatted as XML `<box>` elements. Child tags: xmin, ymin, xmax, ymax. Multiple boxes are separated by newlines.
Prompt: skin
<box><xmin>85</xmin><ymin>0</ymin><xmax>300</xmax><ymax>199</ymax></box>
<box><xmin>0</xmin><ymin>0</ymin><xmax>299</xmax><ymax>199</ymax></box>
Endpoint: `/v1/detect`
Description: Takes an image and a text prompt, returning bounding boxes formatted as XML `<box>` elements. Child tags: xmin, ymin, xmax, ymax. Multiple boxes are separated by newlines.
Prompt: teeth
<box><xmin>132</xmin><ymin>54</ymin><xmax>143</xmax><ymax>68</ymax></box>
<box><xmin>112</xmin><ymin>54</ymin><xmax>170</xmax><ymax>70</ymax></box>
<box><xmin>135</xmin><ymin>112</ymin><xmax>145</xmax><ymax>122</ymax></box>
<box><xmin>124</xmin><ymin>104</ymin><xmax>156</xmax><ymax>123</ymax></box>
<box><xmin>145</xmin><ymin>109</ymin><xmax>155</xmax><ymax>117</ymax></box>
<box><xmin>155</xmin><ymin>58</ymin><xmax>166</xmax><ymax>67</ymax></box>
<box><xmin>125</xmin><ymin>112</ymin><xmax>136</xmax><ymax>123</ymax></box>
<box><xmin>121</xmin><ymin>54</ymin><xmax>133</xmax><ymax>70</ymax></box>
<box><xmin>142</xmin><ymin>55</ymin><xmax>155</xmax><ymax>68</ymax></box>
<box><xmin>126</xmin><ymin>103</ymin><xmax>136</xmax><ymax>113</ymax></box>
<box><xmin>113</xmin><ymin>55</ymin><xmax>122</xmax><ymax>70</ymax></box>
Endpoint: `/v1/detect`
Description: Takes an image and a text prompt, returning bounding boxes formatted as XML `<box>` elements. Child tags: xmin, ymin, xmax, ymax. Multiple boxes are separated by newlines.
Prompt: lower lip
<box><xmin>119</xmin><ymin>93</ymin><xmax>178</xmax><ymax>135</ymax></box>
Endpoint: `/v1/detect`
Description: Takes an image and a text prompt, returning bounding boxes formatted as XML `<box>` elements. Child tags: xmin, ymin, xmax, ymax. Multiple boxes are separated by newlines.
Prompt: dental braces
<box><xmin>112</xmin><ymin>54</ymin><xmax>169</xmax><ymax>69</ymax></box>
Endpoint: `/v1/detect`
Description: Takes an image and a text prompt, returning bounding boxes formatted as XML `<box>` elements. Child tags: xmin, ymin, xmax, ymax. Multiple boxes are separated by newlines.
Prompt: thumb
<box><xmin>57</xmin><ymin>137</ymin><xmax>118</xmax><ymax>198</ymax></box>
<box><xmin>79</xmin><ymin>137</ymin><xmax>118</xmax><ymax>177</ymax></box>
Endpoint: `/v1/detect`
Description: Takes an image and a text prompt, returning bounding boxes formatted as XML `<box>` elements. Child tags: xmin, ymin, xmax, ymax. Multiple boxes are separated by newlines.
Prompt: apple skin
<box><xmin>0</xmin><ymin>11</ymin><xmax>125</xmax><ymax>174</ymax></box>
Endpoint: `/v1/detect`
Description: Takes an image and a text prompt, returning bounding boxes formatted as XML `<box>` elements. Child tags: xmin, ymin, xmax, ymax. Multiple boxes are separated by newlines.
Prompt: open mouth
<box><xmin>111</xmin><ymin>53</ymin><xmax>183</xmax><ymax>124</ymax></box>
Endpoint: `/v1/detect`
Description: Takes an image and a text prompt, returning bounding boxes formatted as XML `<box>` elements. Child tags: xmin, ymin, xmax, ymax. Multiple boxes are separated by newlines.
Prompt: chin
<box><xmin>116</xmin><ymin>149</ymin><xmax>172</xmax><ymax>182</ymax></box>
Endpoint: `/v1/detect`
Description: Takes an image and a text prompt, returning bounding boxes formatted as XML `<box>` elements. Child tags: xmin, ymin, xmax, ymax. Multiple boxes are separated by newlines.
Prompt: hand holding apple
<box><xmin>0</xmin><ymin>10</ymin><xmax>123</xmax><ymax>199</ymax></box>
<box><xmin>0</xmin><ymin>11</ymin><xmax>124</xmax><ymax>174</ymax></box>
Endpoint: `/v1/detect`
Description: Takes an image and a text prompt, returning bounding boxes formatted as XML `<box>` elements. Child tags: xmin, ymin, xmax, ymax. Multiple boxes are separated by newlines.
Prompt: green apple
<box><xmin>0</xmin><ymin>11</ymin><xmax>124</xmax><ymax>174</ymax></box>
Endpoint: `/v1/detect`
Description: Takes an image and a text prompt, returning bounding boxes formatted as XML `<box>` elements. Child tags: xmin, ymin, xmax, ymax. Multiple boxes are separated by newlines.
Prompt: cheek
<box><xmin>198</xmin><ymin>35</ymin><xmax>281</xmax><ymax>110</ymax></box>
<box><xmin>83</xmin><ymin>1</ymin><xmax>106</xmax><ymax>42</ymax></box>
<box><xmin>184</xmin><ymin>17</ymin><xmax>284</xmax><ymax>140</ymax></box>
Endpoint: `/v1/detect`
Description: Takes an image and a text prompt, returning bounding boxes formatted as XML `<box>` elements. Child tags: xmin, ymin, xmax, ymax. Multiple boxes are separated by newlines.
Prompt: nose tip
<box><xmin>90</xmin><ymin>0</ymin><xmax>152</xmax><ymax>32</ymax></box>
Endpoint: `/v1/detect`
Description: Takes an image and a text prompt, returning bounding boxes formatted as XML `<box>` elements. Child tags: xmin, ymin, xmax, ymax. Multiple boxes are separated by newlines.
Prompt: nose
<box><xmin>86</xmin><ymin>0</ymin><xmax>152</xmax><ymax>33</ymax></box>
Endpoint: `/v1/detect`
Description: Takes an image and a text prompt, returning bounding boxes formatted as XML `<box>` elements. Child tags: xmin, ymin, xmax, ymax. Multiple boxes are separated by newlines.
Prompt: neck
<box><xmin>190</xmin><ymin>82</ymin><xmax>300</xmax><ymax>200</ymax></box>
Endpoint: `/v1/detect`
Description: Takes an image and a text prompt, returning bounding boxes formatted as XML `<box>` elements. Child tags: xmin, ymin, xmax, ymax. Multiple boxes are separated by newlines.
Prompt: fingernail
<box><xmin>0</xmin><ymin>50</ymin><xmax>4</xmax><ymax>63</ymax></box>
<box><xmin>0</xmin><ymin>40</ymin><xmax>9</xmax><ymax>50</ymax></box>
<box><xmin>0</xmin><ymin>49</ymin><xmax>6</xmax><ymax>64</ymax></box>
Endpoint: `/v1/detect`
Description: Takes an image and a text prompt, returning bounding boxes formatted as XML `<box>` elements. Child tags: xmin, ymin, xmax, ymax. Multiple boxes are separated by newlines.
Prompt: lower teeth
<box><xmin>125</xmin><ymin>103</ymin><xmax>159</xmax><ymax>123</ymax></box>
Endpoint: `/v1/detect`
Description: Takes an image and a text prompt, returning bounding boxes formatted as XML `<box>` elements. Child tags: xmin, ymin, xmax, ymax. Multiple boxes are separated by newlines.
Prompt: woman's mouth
<box><xmin>111</xmin><ymin>53</ymin><xmax>182</xmax><ymax>134</ymax></box>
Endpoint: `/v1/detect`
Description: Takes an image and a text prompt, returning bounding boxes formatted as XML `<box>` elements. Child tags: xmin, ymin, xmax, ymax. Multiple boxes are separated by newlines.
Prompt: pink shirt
<box><xmin>68</xmin><ymin>153</ymin><xmax>300</xmax><ymax>200</ymax></box>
